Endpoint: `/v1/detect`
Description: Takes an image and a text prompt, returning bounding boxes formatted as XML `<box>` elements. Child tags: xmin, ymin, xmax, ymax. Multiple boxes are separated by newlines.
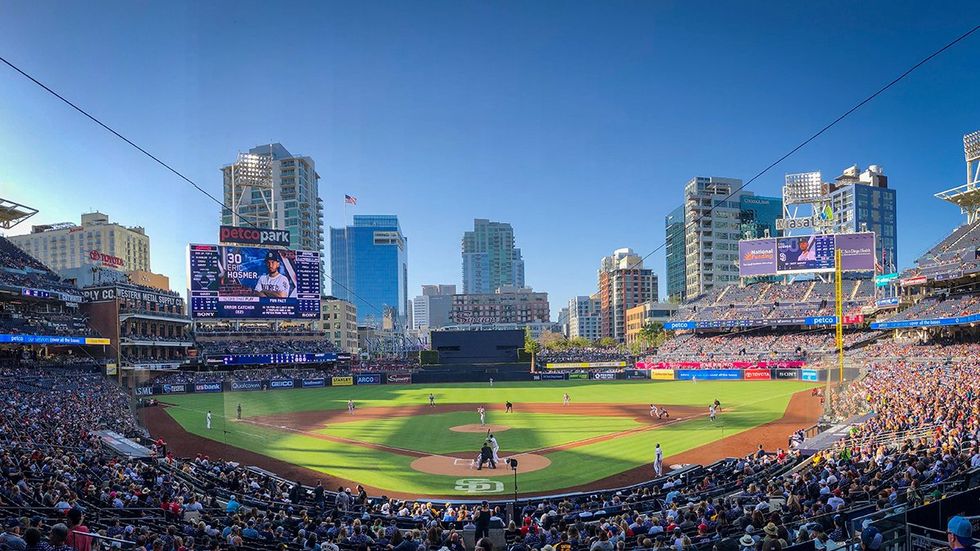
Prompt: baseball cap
<box><xmin>948</xmin><ymin>516</ymin><xmax>974</xmax><ymax>547</ymax></box>
<box><xmin>265</xmin><ymin>252</ymin><xmax>279</xmax><ymax>261</ymax></box>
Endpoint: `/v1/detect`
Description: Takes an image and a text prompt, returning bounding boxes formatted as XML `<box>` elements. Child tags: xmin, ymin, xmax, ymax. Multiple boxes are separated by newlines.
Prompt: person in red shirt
<box><xmin>65</xmin><ymin>509</ymin><xmax>91</xmax><ymax>551</ymax></box>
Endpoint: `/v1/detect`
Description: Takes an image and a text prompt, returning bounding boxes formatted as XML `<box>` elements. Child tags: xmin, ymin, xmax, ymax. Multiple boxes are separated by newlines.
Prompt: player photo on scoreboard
<box><xmin>218</xmin><ymin>246</ymin><xmax>299</xmax><ymax>299</ymax></box>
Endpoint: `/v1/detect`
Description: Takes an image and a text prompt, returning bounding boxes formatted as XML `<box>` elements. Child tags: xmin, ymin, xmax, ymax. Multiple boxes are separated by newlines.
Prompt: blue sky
<box><xmin>1</xmin><ymin>1</ymin><xmax>978</xmax><ymax>319</ymax></box>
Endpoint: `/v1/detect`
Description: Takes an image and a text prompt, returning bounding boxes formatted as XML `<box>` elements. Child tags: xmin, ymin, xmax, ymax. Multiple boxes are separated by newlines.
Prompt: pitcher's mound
<box><xmin>450</xmin><ymin>424</ymin><xmax>511</xmax><ymax>433</ymax></box>
<box><xmin>411</xmin><ymin>453</ymin><xmax>550</xmax><ymax>477</ymax></box>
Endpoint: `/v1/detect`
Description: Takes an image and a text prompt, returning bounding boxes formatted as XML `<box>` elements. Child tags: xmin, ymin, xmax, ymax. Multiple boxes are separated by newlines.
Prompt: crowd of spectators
<box><xmin>537</xmin><ymin>348</ymin><xmax>632</xmax><ymax>365</ymax></box>
<box><xmin>878</xmin><ymin>292</ymin><xmax>980</xmax><ymax>323</ymax></box>
<box><xmin>197</xmin><ymin>339</ymin><xmax>338</xmax><ymax>357</ymax></box>
<box><xmin>0</xmin><ymin>237</ymin><xmax>81</xmax><ymax>297</ymax></box>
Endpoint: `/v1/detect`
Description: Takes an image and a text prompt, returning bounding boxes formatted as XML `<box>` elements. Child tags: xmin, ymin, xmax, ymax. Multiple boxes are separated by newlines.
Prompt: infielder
<box><xmin>347</xmin><ymin>400</ymin><xmax>355</xmax><ymax>414</ymax></box>
<box><xmin>254</xmin><ymin>252</ymin><xmax>291</xmax><ymax>298</ymax></box>
<box><xmin>709</xmin><ymin>403</ymin><xmax>717</xmax><ymax>422</ymax></box>
<box><xmin>562</xmin><ymin>393</ymin><xmax>570</xmax><ymax>406</ymax></box>
<box><xmin>428</xmin><ymin>393</ymin><xmax>435</xmax><ymax>407</ymax></box>
<box><xmin>650</xmin><ymin>404</ymin><xmax>659</xmax><ymax>418</ymax></box>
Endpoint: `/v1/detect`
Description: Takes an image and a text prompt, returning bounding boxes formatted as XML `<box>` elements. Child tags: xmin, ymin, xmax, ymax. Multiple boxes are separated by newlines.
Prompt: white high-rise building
<box><xmin>567</xmin><ymin>295</ymin><xmax>601</xmax><ymax>342</ymax></box>
<box><xmin>221</xmin><ymin>143</ymin><xmax>324</xmax><ymax>257</ymax></box>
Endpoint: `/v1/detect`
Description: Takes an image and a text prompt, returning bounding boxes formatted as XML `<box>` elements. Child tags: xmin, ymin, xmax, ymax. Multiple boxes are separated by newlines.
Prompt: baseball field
<box><xmin>143</xmin><ymin>379</ymin><xmax>822</xmax><ymax>498</ymax></box>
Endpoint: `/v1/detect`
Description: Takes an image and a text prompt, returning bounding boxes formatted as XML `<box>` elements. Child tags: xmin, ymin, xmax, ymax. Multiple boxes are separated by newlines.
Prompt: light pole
<box><xmin>506</xmin><ymin>458</ymin><xmax>518</xmax><ymax>519</ymax></box>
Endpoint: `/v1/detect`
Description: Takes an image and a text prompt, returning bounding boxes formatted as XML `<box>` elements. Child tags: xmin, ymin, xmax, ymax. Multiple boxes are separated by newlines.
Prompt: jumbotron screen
<box><xmin>187</xmin><ymin>244</ymin><xmax>321</xmax><ymax>319</ymax></box>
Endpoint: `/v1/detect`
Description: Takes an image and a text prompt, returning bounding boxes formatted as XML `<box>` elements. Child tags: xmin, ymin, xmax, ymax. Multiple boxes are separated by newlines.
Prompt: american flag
<box><xmin>345</xmin><ymin>194</ymin><xmax>357</xmax><ymax>205</ymax></box>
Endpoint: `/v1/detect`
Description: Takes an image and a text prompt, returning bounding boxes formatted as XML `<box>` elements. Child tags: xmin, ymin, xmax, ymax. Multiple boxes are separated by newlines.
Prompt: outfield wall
<box><xmin>133</xmin><ymin>366</ymin><xmax>856</xmax><ymax>396</ymax></box>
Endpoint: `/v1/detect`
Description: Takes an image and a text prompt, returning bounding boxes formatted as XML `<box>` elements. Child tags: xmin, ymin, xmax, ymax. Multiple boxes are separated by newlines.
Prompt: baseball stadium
<box><xmin>2</xmin><ymin>16</ymin><xmax>980</xmax><ymax>551</ymax></box>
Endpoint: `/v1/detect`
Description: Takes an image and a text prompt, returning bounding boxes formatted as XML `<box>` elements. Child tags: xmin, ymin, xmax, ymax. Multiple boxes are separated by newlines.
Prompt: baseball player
<box><xmin>478</xmin><ymin>406</ymin><xmax>486</xmax><ymax>426</ymax></box>
<box><xmin>428</xmin><ymin>393</ymin><xmax>435</xmax><ymax>407</ymax></box>
<box><xmin>489</xmin><ymin>377</ymin><xmax>493</xmax><ymax>387</ymax></box>
<box><xmin>254</xmin><ymin>252</ymin><xmax>291</xmax><ymax>298</ymax></box>
<box><xmin>505</xmin><ymin>401</ymin><xmax>513</xmax><ymax>413</ymax></box>
<box><xmin>347</xmin><ymin>400</ymin><xmax>355</xmax><ymax>414</ymax></box>
<box><xmin>562</xmin><ymin>392</ymin><xmax>570</xmax><ymax>406</ymax></box>
<box><xmin>488</xmin><ymin>432</ymin><xmax>500</xmax><ymax>464</ymax></box>
<box><xmin>206</xmin><ymin>410</ymin><xmax>212</xmax><ymax>430</ymax></box>
<box><xmin>650</xmin><ymin>404</ymin><xmax>659</xmax><ymax>418</ymax></box>
<box><xmin>709</xmin><ymin>403</ymin><xmax>717</xmax><ymax>422</ymax></box>
<box><xmin>654</xmin><ymin>443</ymin><xmax>663</xmax><ymax>476</ymax></box>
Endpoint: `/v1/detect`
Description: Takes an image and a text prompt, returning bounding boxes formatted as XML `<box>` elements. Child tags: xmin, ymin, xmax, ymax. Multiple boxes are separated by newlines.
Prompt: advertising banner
<box><xmin>355</xmin><ymin>373</ymin><xmax>382</xmax><ymax>385</ymax></box>
<box><xmin>230</xmin><ymin>381</ymin><xmax>263</xmax><ymax>391</ymax></box>
<box><xmin>213</xmin><ymin>352</ymin><xmax>336</xmax><ymax>366</ymax></box>
<box><xmin>269</xmin><ymin>379</ymin><xmax>295</xmax><ymax>389</ymax></box>
<box><xmin>568</xmin><ymin>372</ymin><xmax>588</xmax><ymax>380</ymax></box>
<box><xmin>875</xmin><ymin>273</ymin><xmax>899</xmax><ymax>287</ymax></box>
<box><xmin>187</xmin><ymin>244</ymin><xmax>321</xmax><ymax>319</ymax></box>
<box><xmin>876</xmin><ymin>297</ymin><xmax>900</xmax><ymax>308</ymax></box>
<box><xmin>331</xmin><ymin>376</ymin><xmax>354</xmax><ymax>386</ymax></box>
<box><xmin>533</xmin><ymin>372</ymin><xmax>567</xmax><ymax>381</ymax></box>
<box><xmin>776</xmin><ymin>235</ymin><xmax>835</xmax><ymax>274</ymax></box>
<box><xmin>743</xmin><ymin>369</ymin><xmax>772</xmax><ymax>381</ymax></box>
<box><xmin>105</xmin><ymin>363</ymin><xmax>118</xmax><ymax>376</ymax></box>
<box><xmin>386</xmin><ymin>373</ymin><xmax>412</xmax><ymax>384</ymax></box>
<box><xmin>194</xmin><ymin>382</ymin><xmax>223</xmax><ymax>393</ymax></box>
<box><xmin>801</xmin><ymin>369</ymin><xmax>818</xmax><ymax>382</ymax></box>
<box><xmin>664</xmin><ymin>321</ymin><xmax>695</xmax><ymax>331</ymax></box>
<box><xmin>836</xmin><ymin>232</ymin><xmax>876</xmax><ymax>271</ymax></box>
<box><xmin>650</xmin><ymin>369</ymin><xmax>675</xmax><ymax>380</ymax></box>
<box><xmin>590</xmin><ymin>372</ymin><xmax>616</xmax><ymax>380</ymax></box>
<box><xmin>624</xmin><ymin>370</ymin><xmax>649</xmax><ymax>380</ymax></box>
<box><xmin>0</xmin><ymin>334</ymin><xmax>111</xmax><ymax>346</ymax></box>
<box><xmin>774</xmin><ymin>368</ymin><xmax>800</xmax><ymax>380</ymax></box>
<box><xmin>843</xmin><ymin>314</ymin><xmax>864</xmax><ymax>325</ymax></box>
<box><xmin>900</xmin><ymin>276</ymin><xmax>928</xmax><ymax>287</ymax></box>
<box><xmin>738</xmin><ymin>239</ymin><xmax>778</xmax><ymax>277</ymax></box>
<box><xmin>675</xmin><ymin>369</ymin><xmax>742</xmax><ymax>381</ymax></box>
<box><xmin>642</xmin><ymin>360</ymin><xmax>804</xmax><ymax>370</ymax></box>
<box><xmin>301</xmin><ymin>378</ymin><xmax>325</xmax><ymax>388</ymax></box>
<box><xmin>134</xmin><ymin>386</ymin><xmax>154</xmax><ymax>396</ymax></box>
<box><xmin>870</xmin><ymin>312</ymin><xmax>980</xmax><ymax>330</ymax></box>
<box><xmin>545</xmin><ymin>361</ymin><xmax>627</xmax><ymax>369</ymax></box>
<box><xmin>219</xmin><ymin>225</ymin><xmax>291</xmax><ymax>247</ymax></box>
<box><xmin>162</xmin><ymin>384</ymin><xmax>187</xmax><ymax>394</ymax></box>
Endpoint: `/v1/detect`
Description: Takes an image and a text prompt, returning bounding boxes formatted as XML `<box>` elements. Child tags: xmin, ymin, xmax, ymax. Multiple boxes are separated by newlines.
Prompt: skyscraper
<box><xmin>825</xmin><ymin>165</ymin><xmax>898</xmax><ymax>271</ymax></box>
<box><xmin>221</xmin><ymin>144</ymin><xmax>324</xmax><ymax>255</ymax></box>
<box><xmin>412</xmin><ymin>284</ymin><xmax>456</xmax><ymax>330</ymax></box>
<box><xmin>567</xmin><ymin>295</ymin><xmax>601</xmax><ymax>342</ymax></box>
<box><xmin>330</xmin><ymin>215</ymin><xmax>408</xmax><ymax>326</ymax></box>
<box><xmin>664</xmin><ymin>205</ymin><xmax>686</xmax><ymax>302</ymax></box>
<box><xmin>680</xmin><ymin>177</ymin><xmax>781</xmax><ymax>299</ymax></box>
<box><xmin>597</xmin><ymin>248</ymin><xmax>657</xmax><ymax>342</ymax></box>
<box><xmin>461</xmin><ymin>219</ymin><xmax>525</xmax><ymax>294</ymax></box>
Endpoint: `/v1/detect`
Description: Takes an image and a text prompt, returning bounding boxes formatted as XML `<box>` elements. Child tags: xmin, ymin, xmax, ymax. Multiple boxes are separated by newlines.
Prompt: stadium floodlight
<box><xmin>783</xmin><ymin>172</ymin><xmax>824</xmax><ymax>205</ymax></box>
<box><xmin>965</xmin><ymin>130</ymin><xmax>980</xmax><ymax>162</ymax></box>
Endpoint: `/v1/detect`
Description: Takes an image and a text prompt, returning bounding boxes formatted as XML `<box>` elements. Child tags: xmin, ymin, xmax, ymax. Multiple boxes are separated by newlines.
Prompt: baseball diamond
<box><xmin>143</xmin><ymin>379</ymin><xmax>821</xmax><ymax>498</ymax></box>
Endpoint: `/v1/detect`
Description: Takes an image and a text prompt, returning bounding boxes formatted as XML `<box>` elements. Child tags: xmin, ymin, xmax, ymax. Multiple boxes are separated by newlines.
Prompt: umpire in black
<box><xmin>477</xmin><ymin>441</ymin><xmax>496</xmax><ymax>470</ymax></box>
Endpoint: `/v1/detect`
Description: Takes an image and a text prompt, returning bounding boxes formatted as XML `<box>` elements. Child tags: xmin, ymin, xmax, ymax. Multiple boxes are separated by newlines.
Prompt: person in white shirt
<box><xmin>654</xmin><ymin>443</ymin><xmax>663</xmax><ymax>476</ymax></box>
<box><xmin>254</xmin><ymin>252</ymin><xmax>291</xmax><ymax>298</ymax></box>
<box><xmin>206</xmin><ymin>411</ymin><xmax>212</xmax><ymax>429</ymax></box>
<box><xmin>488</xmin><ymin>433</ymin><xmax>500</xmax><ymax>463</ymax></box>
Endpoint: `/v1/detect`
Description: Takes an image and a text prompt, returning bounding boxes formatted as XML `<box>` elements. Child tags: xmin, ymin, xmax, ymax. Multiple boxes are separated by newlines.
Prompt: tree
<box><xmin>635</xmin><ymin>321</ymin><xmax>669</xmax><ymax>352</ymax></box>
<box><xmin>537</xmin><ymin>330</ymin><xmax>566</xmax><ymax>350</ymax></box>
<box><xmin>568</xmin><ymin>336</ymin><xmax>591</xmax><ymax>348</ymax></box>
<box><xmin>596</xmin><ymin>337</ymin><xmax>619</xmax><ymax>348</ymax></box>
<box><xmin>524</xmin><ymin>327</ymin><xmax>541</xmax><ymax>355</ymax></box>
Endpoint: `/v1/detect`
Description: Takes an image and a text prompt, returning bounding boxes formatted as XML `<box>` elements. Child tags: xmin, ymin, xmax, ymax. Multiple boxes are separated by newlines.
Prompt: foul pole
<box><xmin>835</xmin><ymin>248</ymin><xmax>844</xmax><ymax>382</ymax></box>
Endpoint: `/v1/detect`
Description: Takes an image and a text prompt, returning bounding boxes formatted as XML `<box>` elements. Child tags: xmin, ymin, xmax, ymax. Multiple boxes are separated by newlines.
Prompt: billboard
<box><xmin>738</xmin><ymin>239</ymin><xmax>778</xmax><ymax>277</ymax></box>
<box><xmin>544</xmin><ymin>361</ymin><xmax>627</xmax><ymax>369</ymax></box>
<box><xmin>776</xmin><ymin>235</ymin><xmax>835</xmax><ymax>273</ymax></box>
<box><xmin>836</xmin><ymin>232</ymin><xmax>876</xmax><ymax>271</ymax></box>
<box><xmin>188</xmin><ymin>244</ymin><xmax>320</xmax><ymax>319</ymax></box>
<box><xmin>219</xmin><ymin>225</ymin><xmax>291</xmax><ymax>247</ymax></box>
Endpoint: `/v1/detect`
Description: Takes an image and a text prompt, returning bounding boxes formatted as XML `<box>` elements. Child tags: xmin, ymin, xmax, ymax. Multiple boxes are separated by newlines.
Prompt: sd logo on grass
<box><xmin>454</xmin><ymin>479</ymin><xmax>503</xmax><ymax>493</ymax></box>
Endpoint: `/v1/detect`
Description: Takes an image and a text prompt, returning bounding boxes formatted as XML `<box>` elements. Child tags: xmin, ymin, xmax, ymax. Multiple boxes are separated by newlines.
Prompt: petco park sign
<box><xmin>219</xmin><ymin>225</ymin><xmax>291</xmax><ymax>247</ymax></box>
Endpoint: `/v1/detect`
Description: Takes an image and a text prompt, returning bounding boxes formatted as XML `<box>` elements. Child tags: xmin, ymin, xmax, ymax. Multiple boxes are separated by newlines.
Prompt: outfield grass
<box><xmin>156</xmin><ymin>380</ymin><xmax>817</xmax><ymax>497</ymax></box>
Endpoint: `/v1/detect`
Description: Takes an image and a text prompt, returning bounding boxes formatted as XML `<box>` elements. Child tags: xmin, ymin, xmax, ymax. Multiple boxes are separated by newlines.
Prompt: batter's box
<box><xmin>453</xmin><ymin>458</ymin><xmax>475</xmax><ymax>466</ymax></box>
